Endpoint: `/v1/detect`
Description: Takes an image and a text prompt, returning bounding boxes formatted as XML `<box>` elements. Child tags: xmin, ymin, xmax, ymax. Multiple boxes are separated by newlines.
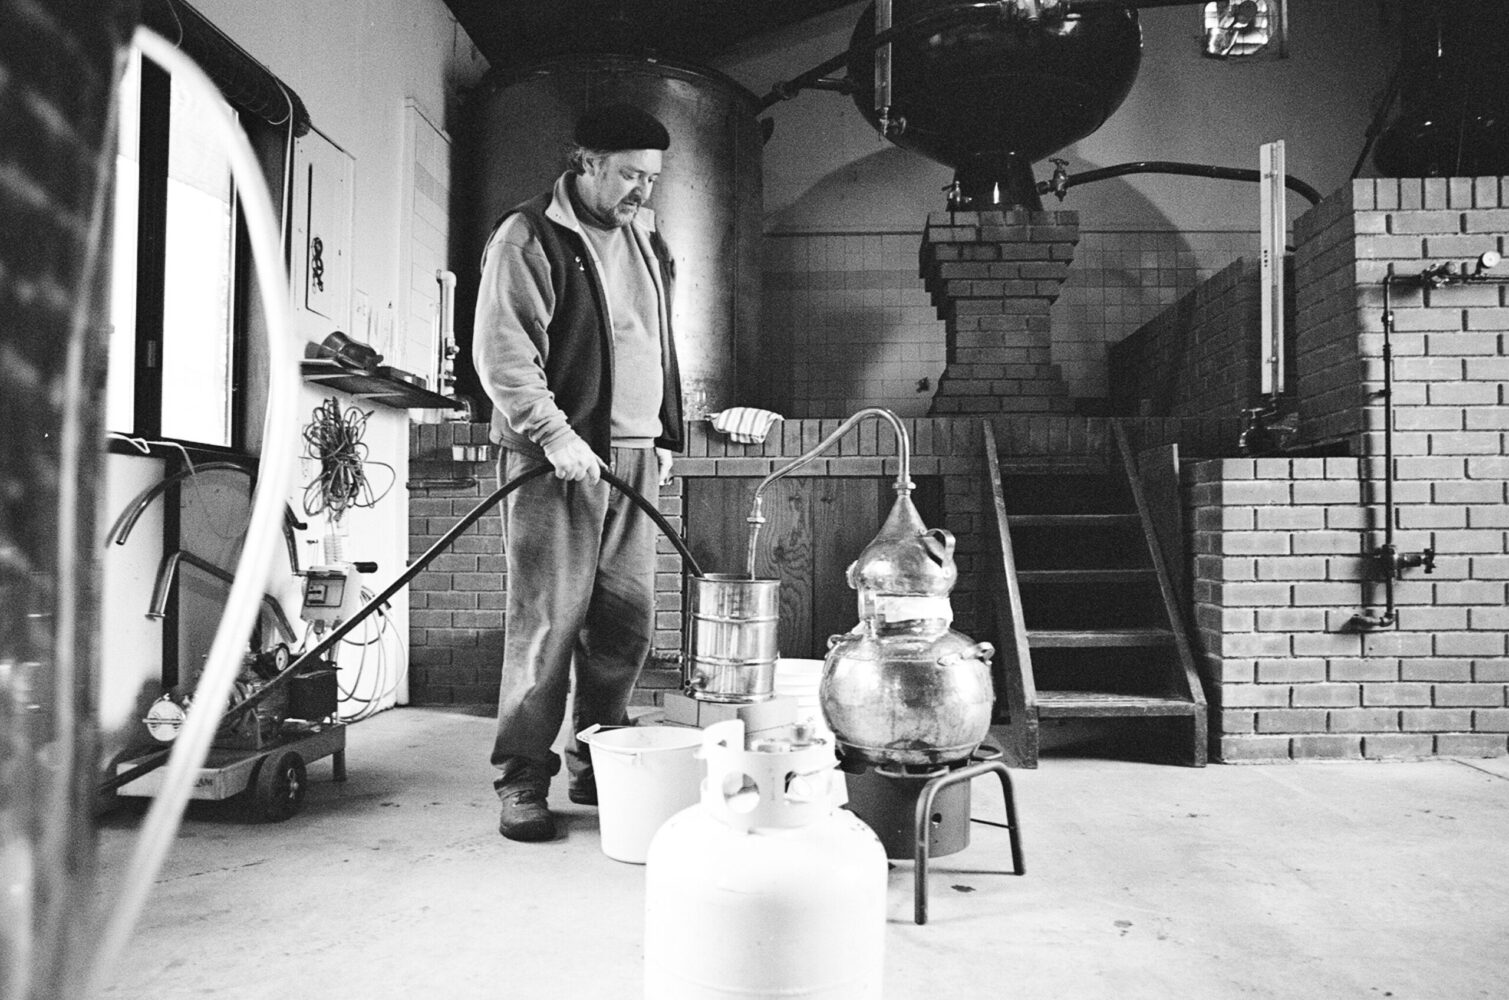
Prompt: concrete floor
<box><xmin>95</xmin><ymin>706</ymin><xmax>1509</xmax><ymax>999</ymax></box>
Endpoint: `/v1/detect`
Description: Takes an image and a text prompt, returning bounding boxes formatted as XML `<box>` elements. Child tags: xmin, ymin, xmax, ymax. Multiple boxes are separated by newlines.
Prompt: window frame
<box><xmin>107</xmin><ymin>46</ymin><xmax>293</xmax><ymax>463</ymax></box>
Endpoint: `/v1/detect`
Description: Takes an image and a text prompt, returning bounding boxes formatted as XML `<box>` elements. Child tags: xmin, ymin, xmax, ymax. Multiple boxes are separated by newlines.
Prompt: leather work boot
<box><xmin>567</xmin><ymin>769</ymin><xmax>597</xmax><ymax>806</ymax></box>
<box><xmin>498</xmin><ymin>782</ymin><xmax>555</xmax><ymax>842</ymax></box>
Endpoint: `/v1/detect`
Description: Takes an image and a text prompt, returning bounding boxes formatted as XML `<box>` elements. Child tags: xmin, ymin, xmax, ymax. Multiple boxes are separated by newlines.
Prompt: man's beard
<box><xmin>610</xmin><ymin>198</ymin><xmax>641</xmax><ymax>225</ymax></box>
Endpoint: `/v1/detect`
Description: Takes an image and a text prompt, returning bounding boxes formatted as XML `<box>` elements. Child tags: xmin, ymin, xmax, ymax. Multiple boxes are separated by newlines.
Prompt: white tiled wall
<box><xmin>761</xmin><ymin>228</ymin><xmax>1256</xmax><ymax>415</ymax></box>
<box><xmin>762</xmin><ymin>232</ymin><xmax>945</xmax><ymax>418</ymax></box>
<box><xmin>1051</xmin><ymin>230</ymin><xmax>1257</xmax><ymax>399</ymax></box>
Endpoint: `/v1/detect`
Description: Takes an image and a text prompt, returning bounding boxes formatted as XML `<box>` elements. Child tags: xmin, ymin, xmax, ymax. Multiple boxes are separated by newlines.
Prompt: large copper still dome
<box><xmin>846</xmin><ymin>0</ymin><xmax>1143</xmax><ymax>207</ymax></box>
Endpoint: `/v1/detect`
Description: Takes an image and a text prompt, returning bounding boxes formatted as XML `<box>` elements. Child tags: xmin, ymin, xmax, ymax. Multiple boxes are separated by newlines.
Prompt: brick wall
<box><xmin>1295</xmin><ymin>177</ymin><xmax>1509</xmax><ymax>448</ymax></box>
<box><xmin>1189</xmin><ymin>457</ymin><xmax>1509</xmax><ymax>761</ymax></box>
<box><xmin>1188</xmin><ymin>177</ymin><xmax>1509</xmax><ymax>761</ymax></box>
<box><xmin>406</xmin><ymin>418</ymin><xmax>987</xmax><ymax>708</ymax></box>
<box><xmin>409</xmin><ymin>416</ymin><xmax>1243</xmax><ymax>710</ymax></box>
<box><xmin>1108</xmin><ymin>258</ymin><xmax>1264</xmax><ymax>418</ymax></box>
<box><xmin>761</xmin><ymin>228</ymin><xmax>1254</xmax><ymax>413</ymax></box>
<box><xmin>409</xmin><ymin>183</ymin><xmax>1507</xmax><ymax>761</ymax></box>
<box><xmin>921</xmin><ymin>209</ymin><xmax>1079</xmax><ymax>414</ymax></box>
<box><xmin>760</xmin><ymin>232</ymin><xmax>947</xmax><ymax>418</ymax></box>
<box><xmin>1051</xmin><ymin>229</ymin><xmax>1253</xmax><ymax>399</ymax></box>
<box><xmin>405</xmin><ymin>422</ymin><xmax>508</xmax><ymax>705</ymax></box>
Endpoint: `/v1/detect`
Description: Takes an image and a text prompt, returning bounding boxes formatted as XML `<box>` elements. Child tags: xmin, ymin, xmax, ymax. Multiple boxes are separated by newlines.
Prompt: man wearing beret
<box><xmin>473</xmin><ymin>103</ymin><xmax>684</xmax><ymax>842</ymax></box>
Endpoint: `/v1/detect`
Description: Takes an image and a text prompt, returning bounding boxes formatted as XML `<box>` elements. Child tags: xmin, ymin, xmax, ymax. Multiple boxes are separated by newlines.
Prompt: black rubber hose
<box><xmin>100</xmin><ymin>748</ymin><xmax>171</xmax><ymax>796</ymax></box>
<box><xmin>602</xmin><ymin>466</ymin><xmax>705</xmax><ymax>578</ymax></box>
<box><xmin>107</xmin><ymin>459</ymin><xmax>704</xmax><ymax>794</ymax></box>
<box><xmin>222</xmin><ymin>461</ymin><xmax>701</xmax><ymax>725</ymax></box>
<box><xmin>1041</xmin><ymin>160</ymin><xmax>1323</xmax><ymax>206</ymax></box>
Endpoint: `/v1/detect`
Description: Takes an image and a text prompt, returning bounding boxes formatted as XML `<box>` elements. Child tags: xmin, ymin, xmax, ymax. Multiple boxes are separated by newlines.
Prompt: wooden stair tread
<box><xmin>1008</xmin><ymin>513</ymin><xmax>1139</xmax><ymax>527</ymax></box>
<box><xmin>1027</xmin><ymin>627</ymin><xmax>1175</xmax><ymax>648</ymax></box>
<box><xmin>982</xmin><ymin>420</ymin><xmax>1209</xmax><ymax>767</ymax></box>
<box><xmin>1037</xmin><ymin>690</ymin><xmax>1202</xmax><ymax>718</ymax></box>
<box><xmin>1017</xmin><ymin>568</ymin><xmax>1157</xmax><ymax>583</ymax></box>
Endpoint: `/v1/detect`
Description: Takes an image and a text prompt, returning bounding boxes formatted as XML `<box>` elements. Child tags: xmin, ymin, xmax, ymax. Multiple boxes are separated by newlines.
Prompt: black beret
<box><xmin>573</xmin><ymin>103</ymin><xmax>670</xmax><ymax>152</ymax></box>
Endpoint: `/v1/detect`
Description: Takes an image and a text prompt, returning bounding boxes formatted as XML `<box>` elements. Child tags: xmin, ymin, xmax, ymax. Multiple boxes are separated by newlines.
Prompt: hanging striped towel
<box><xmin>709</xmin><ymin>407</ymin><xmax>785</xmax><ymax>445</ymax></box>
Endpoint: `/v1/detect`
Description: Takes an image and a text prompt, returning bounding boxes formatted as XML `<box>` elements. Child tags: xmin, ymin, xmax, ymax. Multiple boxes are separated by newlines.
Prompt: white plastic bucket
<box><xmin>775</xmin><ymin>657</ymin><xmax>832</xmax><ymax>741</ymax></box>
<box><xmin>775</xmin><ymin>658</ymin><xmax>847</xmax><ymax>806</ymax></box>
<box><xmin>577</xmin><ymin>724</ymin><xmax>706</xmax><ymax>864</ymax></box>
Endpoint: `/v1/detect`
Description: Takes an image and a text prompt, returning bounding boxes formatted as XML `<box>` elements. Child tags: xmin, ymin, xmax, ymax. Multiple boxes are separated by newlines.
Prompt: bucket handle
<box><xmin>576</xmin><ymin>723</ymin><xmax>646</xmax><ymax>765</ymax></box>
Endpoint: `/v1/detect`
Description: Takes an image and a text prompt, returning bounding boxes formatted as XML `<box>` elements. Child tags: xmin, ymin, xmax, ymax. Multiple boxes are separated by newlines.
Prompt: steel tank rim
<box><xmin>473</xmin><ymin>52</ymin><xmax>763</xmax><ymax>115</ymax></box>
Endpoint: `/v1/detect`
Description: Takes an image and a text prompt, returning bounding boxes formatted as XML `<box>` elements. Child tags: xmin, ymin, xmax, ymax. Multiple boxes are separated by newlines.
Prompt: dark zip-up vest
<box><xmin>498</xmin><ymin>191</ymin><xmax>685</xmax><ymax>459</ymax></box>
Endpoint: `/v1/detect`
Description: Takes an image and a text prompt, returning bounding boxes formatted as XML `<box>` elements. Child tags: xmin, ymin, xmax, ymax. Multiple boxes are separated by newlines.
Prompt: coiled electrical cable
<box><xmin>334</xmin><ymin>587</ymin><xmax>407</xmax><ymax>722</ymax></box>
<box><xmin>300</xmin><ymin>398</ymin><xmax>394</xmax><ymax>521</ymax></box>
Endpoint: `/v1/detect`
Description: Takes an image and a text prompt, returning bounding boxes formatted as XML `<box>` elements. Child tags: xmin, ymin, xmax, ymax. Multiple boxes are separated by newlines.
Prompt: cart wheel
<box><xmin>253</xmin><ymin>750</ymin><xmax>307</xmax><ymax>822</ymax></box>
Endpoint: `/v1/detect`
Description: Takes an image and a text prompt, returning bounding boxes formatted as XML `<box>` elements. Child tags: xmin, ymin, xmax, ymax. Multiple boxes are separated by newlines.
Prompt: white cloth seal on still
<box><xmin>708</xmin><ymin>407</ymin><xmax>785</xmax><ymax>444</ymax></box>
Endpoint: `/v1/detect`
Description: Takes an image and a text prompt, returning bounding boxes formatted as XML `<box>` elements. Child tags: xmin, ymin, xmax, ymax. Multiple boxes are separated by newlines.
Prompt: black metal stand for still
<box><xmin>847</xmin><ymin>744</ymin><xmax>1026</xmax><ymax>925</ymax></box>
<box><xmin>910</xmin><ymin>749</ymin><xmax>1026</xmax><ymax>925</ymax></box>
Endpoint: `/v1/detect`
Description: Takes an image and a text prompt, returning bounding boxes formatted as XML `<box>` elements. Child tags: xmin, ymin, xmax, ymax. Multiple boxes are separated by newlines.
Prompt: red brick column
<box><xmin>921</xmin><ymin>209</ymin><xmax>1079</xmax><ymax>414</ymax></box>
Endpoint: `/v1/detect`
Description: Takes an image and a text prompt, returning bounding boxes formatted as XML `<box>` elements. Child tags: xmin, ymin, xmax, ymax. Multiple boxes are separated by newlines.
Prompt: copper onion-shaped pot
<box><xmin>819</xmin><ymin>619</ymin><xmax>994</xmax><ymax>767</ymax></box>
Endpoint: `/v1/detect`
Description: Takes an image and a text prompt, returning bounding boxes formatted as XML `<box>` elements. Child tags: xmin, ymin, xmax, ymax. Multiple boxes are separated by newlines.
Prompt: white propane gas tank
<box><xmin>644</xmin><ymin>720</ymin><xmax>888</xmax><ymax>999</ymax></box>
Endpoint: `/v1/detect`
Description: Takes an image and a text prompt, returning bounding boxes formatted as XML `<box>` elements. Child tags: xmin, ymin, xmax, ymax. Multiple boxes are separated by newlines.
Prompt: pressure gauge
<box><xmin>251</xmin><ymin>642</ymin><xmax>292</xmax><ymax>680</ymax></box>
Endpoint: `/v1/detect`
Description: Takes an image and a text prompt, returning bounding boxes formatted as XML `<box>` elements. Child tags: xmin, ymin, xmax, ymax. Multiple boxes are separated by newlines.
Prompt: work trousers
<box><xmin>490</xmin><ymin>446</ymin><xmax>660</xmax><ymax>793</ymax></box>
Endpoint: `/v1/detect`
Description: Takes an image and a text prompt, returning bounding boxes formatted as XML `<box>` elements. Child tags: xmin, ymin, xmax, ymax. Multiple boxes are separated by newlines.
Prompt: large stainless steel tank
<box><xmin>460</xmin><ymin>55</ymin><xmax>765</xmax><ymax>416</ymax></box>
<box><xmin>1373</xmin><ymin>0</ymin><xmax>1509</xmax><ymax>177</ymax></box>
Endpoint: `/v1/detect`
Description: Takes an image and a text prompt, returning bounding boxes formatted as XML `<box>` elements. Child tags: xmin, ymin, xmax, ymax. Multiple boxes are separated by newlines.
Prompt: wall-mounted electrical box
<box><xmin>291</xmin><ymin>128</ymin><xmax>355</xmax><ymax>342</ymax></box>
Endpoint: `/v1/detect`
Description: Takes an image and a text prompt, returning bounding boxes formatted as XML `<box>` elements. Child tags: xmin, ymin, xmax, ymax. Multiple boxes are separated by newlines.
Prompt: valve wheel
<box><xmin>253</xmin><ymin>750</ymin><xmax>307</xmax><ymax>822</ymax></box>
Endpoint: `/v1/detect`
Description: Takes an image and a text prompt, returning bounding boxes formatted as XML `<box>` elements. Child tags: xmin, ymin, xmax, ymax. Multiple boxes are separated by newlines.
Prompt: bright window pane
<box><xmin>159</xmin><ymin>73</ymin><xmax>236</xmax><ymax>446</ymax></box>
<box><xmin>105</xmin><ymin>51</ymin><xmax>141</xmax><ymax>435</ymax></box>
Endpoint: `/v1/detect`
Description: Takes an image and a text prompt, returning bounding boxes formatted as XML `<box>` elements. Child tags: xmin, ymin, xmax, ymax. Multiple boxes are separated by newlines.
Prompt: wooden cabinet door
<box><xmin>684</xmin><ymin>476</ymin><xmax>942</xmax><ymax>659</ymax></box>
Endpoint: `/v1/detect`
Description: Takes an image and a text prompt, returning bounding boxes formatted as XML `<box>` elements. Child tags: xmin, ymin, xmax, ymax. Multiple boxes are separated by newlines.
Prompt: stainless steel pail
<box><xmin>685</xmin><ymin>575</ymin><xmax>779</xmax><ymax>702</ymax></box>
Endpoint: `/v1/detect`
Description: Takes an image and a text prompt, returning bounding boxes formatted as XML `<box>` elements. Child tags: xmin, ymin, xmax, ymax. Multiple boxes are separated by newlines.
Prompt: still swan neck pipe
<box><xmin>744</xmin><ymin>408</ymin><xmax>912</xmax><ymax>578</ymax></box>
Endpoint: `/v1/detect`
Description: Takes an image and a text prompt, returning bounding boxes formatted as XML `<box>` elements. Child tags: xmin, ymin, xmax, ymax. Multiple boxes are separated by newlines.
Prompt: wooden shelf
<box><xmin>300</xmin><ymin>360</ymin><xmax>463</xmax><ymax>410</ymax></box>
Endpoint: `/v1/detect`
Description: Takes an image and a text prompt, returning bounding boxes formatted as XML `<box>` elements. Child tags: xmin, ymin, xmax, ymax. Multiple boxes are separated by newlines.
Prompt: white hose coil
<box><xmin>84</xmin><ymin>27</ymin><xmax>302</xmax><ymax>998</ymax></box>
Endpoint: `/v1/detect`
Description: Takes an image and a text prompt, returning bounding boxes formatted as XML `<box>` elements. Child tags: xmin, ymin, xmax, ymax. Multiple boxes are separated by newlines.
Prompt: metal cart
<box><xmin>110</xmin><ymin>722</ymin><xmax>346</xmax><ymax>822</ymax></box>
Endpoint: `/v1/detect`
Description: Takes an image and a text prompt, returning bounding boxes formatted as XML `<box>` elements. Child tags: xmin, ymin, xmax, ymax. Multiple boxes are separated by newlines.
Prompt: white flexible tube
<box><xmin>83</xmin><ymin>27</ymin><xmax>302</xmax><ymax>998</ymax></box>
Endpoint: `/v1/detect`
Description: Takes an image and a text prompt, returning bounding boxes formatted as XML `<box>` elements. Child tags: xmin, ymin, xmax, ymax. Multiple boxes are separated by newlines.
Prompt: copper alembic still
<box><xmin>766</xmin><ymin>407</ymin><xmax>1026</xmax><ymax>924</ymax></box>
